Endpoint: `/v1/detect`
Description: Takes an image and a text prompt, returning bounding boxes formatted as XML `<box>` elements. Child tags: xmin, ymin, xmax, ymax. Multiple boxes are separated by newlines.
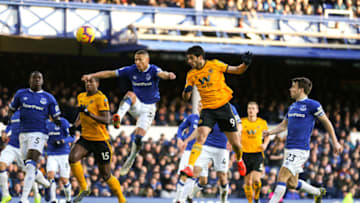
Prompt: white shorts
<box><xmin>177</xmin><ymin>150</ymin><xmax>191</xmax><ymax>174</ymax></box>
<box><xmin>0</xmin><ymin>145</ymin><xmax>24</xmax><ymax>169</ymax></box>
<box><xmin>282</xmin><ymin>148</ymin><xmax>310</xmax><ymax>176</ymax></box>
<box><xmin>195</xmin><ymin>145</ymin><xmax>229</xmax><ymax>177</ymax></box>
<box><xmin>46</xmin><ymin>155</ymin><xmax>70</xmax><ymax>178</ymax></box>
<box><xmin>128</xmin><ymin>96</ymin><xmax>156</xmax><ymax>131</ymax></box>
<box><xmin>19</xmin><ymin>132</ymin><xmax>48</xmax><ymax>160</ymax></box>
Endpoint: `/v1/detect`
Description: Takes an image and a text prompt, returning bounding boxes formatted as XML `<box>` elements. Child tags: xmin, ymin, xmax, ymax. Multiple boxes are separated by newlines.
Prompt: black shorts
<box><xmin>199</xmin><ymin>103</ymin><xmax>238</xmax><ymax>132</ymax></box>
<box><xmin>76</xmin><ymin>137</ymin><xmax>112</xmax><ymax>164</ymax></box>
<box><xmin>243</xmin><ymin>152</ymin><xmax>264</xmax><ymax>175</ymax></box>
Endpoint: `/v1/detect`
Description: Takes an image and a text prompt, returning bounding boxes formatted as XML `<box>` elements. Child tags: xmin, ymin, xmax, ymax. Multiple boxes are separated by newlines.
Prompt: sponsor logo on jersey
<box><xmin>132</xmin><ymin>82</ymin><xmax>152</xmax><ymax>86</ymax></box>
<box><xmin>22</xmin><ymin>103</ymin><xmax>44</xmax><ymax>111</ymax></box>
<box><xmin>23</xmin><ymin>97</ymin><xmax>28</xmax><ymax>101</ymax></box>
<box><xmin>288</xmin><ymin>113</ymin><xmax>305</xmax><ymax>118</ymax></box>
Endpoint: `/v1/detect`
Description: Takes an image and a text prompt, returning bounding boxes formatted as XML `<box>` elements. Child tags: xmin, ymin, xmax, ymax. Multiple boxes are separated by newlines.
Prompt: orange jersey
<box><xmin>77</xmin><ymin>91</ymin><xmax>110</xmax><ymax>141</ymax></box>
<box><xmin>241</xmin><ymin>117</ymin><xmax>268</xmax><ymax>153</ymax></box>
<box><xmin>185</xmin><ymin>59</ymin><xmax>233</xmax><ymax>109</ymax></box>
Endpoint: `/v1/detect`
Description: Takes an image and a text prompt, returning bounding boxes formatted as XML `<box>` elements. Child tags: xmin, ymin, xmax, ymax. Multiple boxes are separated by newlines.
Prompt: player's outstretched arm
<box><xmin>157</xmin><ymin>71</ymin><xmax>176</xmax><ymax>80</ymax></box>
<box><xmin>226</xmin><ymin>51</ymin><xmax>253</xmax><ymax>75</ymax></box>
<box><xmin>263</xmin><ymin>119</ymin><xmax>288</xmax><ymax>137</ymax></box>
<box><xmin>81</xmin><ymin>70</ymin><xmax>117</xmax><ymax>81</ymax></box>
<box><xmin>318</xmin><ymin>115</ymin><xmax>342</xmax><ymax>154</ymax></box>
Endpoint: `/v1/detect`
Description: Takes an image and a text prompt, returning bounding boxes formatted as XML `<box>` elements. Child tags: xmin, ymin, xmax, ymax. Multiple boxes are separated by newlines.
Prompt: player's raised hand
<box><xmin>169</xmin><ymin>72</ymin><xmax>176</xmax><ymax>80</ymax></box>
<box><xmin>241</xmin><ymin>51</ymin><xmax>253</xmax><ymax>66</ymax></box>
<box><xmin>333</xmin><ymin>141</ymin><xmax>342</xmax><ymax>155</ymax></box>
<box><xmin>81</xmin><ymin>74</ymin><xmax>92</xmax><ymax>82</ymax></box>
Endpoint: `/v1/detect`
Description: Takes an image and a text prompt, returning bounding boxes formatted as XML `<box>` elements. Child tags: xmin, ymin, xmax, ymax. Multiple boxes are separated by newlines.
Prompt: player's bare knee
<box><xmin>47</xmin><ymin>172</ymin><xmax>55</xmax><ymax>180</ymax></box>
<box><xmin>27</xmin><ymin>149</ymin><xmax>41</xmax><ymax>162</ymax></box>
<box><xmin>0</xmin><ymin>162</ymin><xmax>7</xmax><ymax>171</ymax></box>
<box><xmin>287</xmin><ymin>181</ymin><xmax>297</xmax><ymax>189</ymax></box>
<box><xmin>218</xmin><ymin>173</ymin><xmax>227</xmax><ymax>185</ymax></box>
<box><xmin>125</xmin><ymin>91</ymin><xmax>136</xmax><ymax>104</ymax></box>
<box><xmin>60</xmin><ymin>177</ymin><xmax>69</xmax><ymax>185</ymax></box>
<box><xmin>101</xmin><ymin>172</ymin><xmax>111</xmax><ymax>181</ymax></box>
<box><xmin>245</xmin><ymin>178</ymin><xmax>252</xmax><ymax>186</ymax></box>
<box><xmin>134</xmin><ymin>127</ymin><xmax>146</xmax><ymax>136</ymax></box>
<box><xmin>199</xmin><ymin>177</ymin><xmax>207</xmax><ymax>186</ymax></box>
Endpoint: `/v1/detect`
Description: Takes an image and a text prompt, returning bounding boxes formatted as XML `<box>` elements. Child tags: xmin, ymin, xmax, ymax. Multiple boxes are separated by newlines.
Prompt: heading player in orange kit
<box><xmin>68</xmin><ymin>78</ymin><xmax>126</xmax><ymax>203</ymax></box>
<box><xmin>181</xmin><ymin>45</ymin><xmax>253</xmax><ymax>177</ymax></box>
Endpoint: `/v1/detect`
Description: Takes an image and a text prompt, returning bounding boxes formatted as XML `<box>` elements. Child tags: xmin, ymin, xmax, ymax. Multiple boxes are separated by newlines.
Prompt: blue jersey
<box><xmin>5</xmin><ymin>111</ymin><xmax>21</xmax><ymax>148</ymax></box>
<box><xmin>46</xmin><ymin>117</ymin><xmax>74</xmax><ymax>155</ymax></box>
<box><xmin>286</xmin><ymin>98</ymin><xmax>324</xmax><ymax>150</ymax></box>
<box><xmin>177</xmin><ymin>114</ymin><xmax>199</xmax><ymax>151</ymax></box>
<box><xmin>204</xmin><ymin>104</ymin><xmax>241</xmax><ymax>149</ymax></box>
<box><xmin>116</xmin><ymin>64</ymin><xmax>162</xmax><ymax>104</ymax></box>
<box><xmin>9</xmin><ymin>88</ymin><xmax>61</xmax><ymax>134</ymax></box>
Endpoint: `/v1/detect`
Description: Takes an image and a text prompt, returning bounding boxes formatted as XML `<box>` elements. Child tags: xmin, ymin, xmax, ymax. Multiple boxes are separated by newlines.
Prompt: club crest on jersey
<box><xmin>23</xmin><ymin>97</ymin><xmax>28</xmax><ymax>101</ymax></box>
<box><xmin>54</xmin><ymin>126</ymin><xmax>60</xmax><ymax>130</ymax></box>
<box><xmin>146</xmin><ymin>73</ymin><xmax>151</xmax><ymax>81</ymax></box>
<box><xmin>133</xmin><ymin>75</ymin><xmax>137</xmax><ymax>80</ymax></box>
<box><xmin>300</xmin><ymin>105</ymin><xmax>307</xmax><ymax>111</ymax></box>
<box><xmin>40</xmin><ymin>98</ymin><xmax>47</xmax><ymax>105</ymax></box>
<box><xmin>198</xmin><ymin>118</ymin><xmax>203</xmax><ymax>124</ymax></box>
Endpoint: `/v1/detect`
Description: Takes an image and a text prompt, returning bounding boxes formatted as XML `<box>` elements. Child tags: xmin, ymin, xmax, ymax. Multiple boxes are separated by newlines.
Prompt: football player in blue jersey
<box><xmin>81</xmin><ymin>50</ymin><xmax>176</xmax><ymax>175</ymax></box>
<box><xmin>187</xmin><ymin>104</ymin><xmax>241</xmax><ymax>203</ymax></box>
<box><xmin>0</xmin><ymin>110</ymin><xmax>51</xmax><ymax>203</ymax></box>
<box><xmin>174</xmin><ymin>105</ymin><xmax>200</xmax><ymax>203</ymax></box>
<box><xmin>8</xmin><ymin>71</ymin><xmax>62</xmax><ymax>203</ymax></box>
<box><xmin>176</xmin><ymin>104</ymin><xmax>241</xmax><ymax>203</ymax></box>
<box><xmin>46</xmin><ymin>117</ymin><xmax>74</xmax><ymax>203</ymax></box>
<box><xmin>263</xmin><ymin>77</ymin><xmax>342</xmax><ymax>203</ymax></box>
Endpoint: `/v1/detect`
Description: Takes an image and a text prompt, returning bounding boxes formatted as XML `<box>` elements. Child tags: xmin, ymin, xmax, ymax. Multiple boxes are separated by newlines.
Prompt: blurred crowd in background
<box><xmin>0</xmin><ymin>80</ymin><xmax>359</xmax><ymax>200</ymax></box>
<box><xmin>51</xmin><ymin>0</ymin><xmax>360</xmax><ymax>17</ymax></box>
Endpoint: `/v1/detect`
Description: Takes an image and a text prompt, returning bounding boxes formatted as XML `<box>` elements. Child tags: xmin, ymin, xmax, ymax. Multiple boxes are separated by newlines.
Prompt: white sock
<box><xmin>297</xmin><ymin>179</ymin><xmax>320</xmax><ymax>196</ymax></box>
<box><xmin>21</xmin><ymin>160</ymin><xmax>37</xmax><ymax>201</ymax></box>
<box><xmin>64</xmin><ymin>182</ymin><xmax>72</xmax><ymax>201</ymax></box>
<box><xmin>117</xmin><ymin>100</ymin><xmax>131</xmax><ymax>118</ymax></box>
<box><xmin>32</xmin><ymin>182</ymin><xmax>39</xmax><ymax>197</ymax></box>
<box><xmin>50</xmin><ymin>179</ymin><xmax>57</xmax><ymax>202</ymax></box>
<box><xmin>186</xmin><ymin>178</ymin><xmax>196</xmax><ymax>199</ymax></box>
<box><xmin>219</xmin><ymin>184</ymin><xmax>228</xmax><ymax>203</ymax></box>
<box><xmin>191</xmin><ymin>180</ymin><xmax>204</xmax><ymax>198</ymax></box>
<box><xmin>175</xmin><ymin>179</ymin><xmax>186</xmax><ymax>202</ymax></box>
<box><xmin>269</xmin><ymin>183</ymin><xmax>286</xmax><ymax>203</ymax></box>
<box><xmin>35</xmin><ymin>169</ymin><xmax>50</xmax><ymax>188</ymax></box>
<box><xmin>0</xmin><ymin>170</ymin><xmax>9</xmax><ymax>197</ymax></box>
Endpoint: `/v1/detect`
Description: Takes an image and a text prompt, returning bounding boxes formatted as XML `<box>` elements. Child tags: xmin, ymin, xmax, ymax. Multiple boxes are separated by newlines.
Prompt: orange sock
<box><xmin>244</xmin><ymin>184</ymin><xmax>253</xmax><ymax>203</ymax></box>
<box><xmin>253</xmin><ymin>181</ymin><xmax>262</xmax><ymax>200</ymax></box>
<box><xmin>188</xmin><ymin>143</ymin><xmax>203</xmax><ymax>166</ymax></box>
<box><xmin>106</xmin><ymin>175</ymin><xmax>127</xmax><ymax>203</ymax></box>
<box><xmin>70</xmin><ymin>162</ymin><xmax>87</xmax><ymax>191</ymax></box>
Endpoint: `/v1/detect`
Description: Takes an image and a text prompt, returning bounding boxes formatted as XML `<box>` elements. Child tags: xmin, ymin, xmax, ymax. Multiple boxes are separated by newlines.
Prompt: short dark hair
<box><xmin>30</xmin><ymin>70</ymin><xmax>42</xmax><ymax>77</ymax></box>
<box><xmin>135</xmin><ymin>49</ymin><xmax>149</xmax><ymax>56</ymax></box>
<box><xmin>186</xmin><ymin>45</ymin><xmax>205</xmax><ymax>58</ymax></box>
<box><xmin>292</xmin><ymin>77</ymin><xmax>312</xmax><ymax>95</ymax></box>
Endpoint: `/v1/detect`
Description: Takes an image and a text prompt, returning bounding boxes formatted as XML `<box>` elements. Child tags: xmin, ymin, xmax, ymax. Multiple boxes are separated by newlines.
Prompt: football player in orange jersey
<box><xmin>182</xmin><ymin>45</ymin><xmax>253</xmax><ymax>177</ymax></box>
<box><xmin>241</xmin><ymin>101</ymin><xmax>270</xmax><ymax>203</ymax></box>
<box><xmin>69</xmin><ymin>78</ymin><xmax>127</xmax><ymax>203</ymax></box>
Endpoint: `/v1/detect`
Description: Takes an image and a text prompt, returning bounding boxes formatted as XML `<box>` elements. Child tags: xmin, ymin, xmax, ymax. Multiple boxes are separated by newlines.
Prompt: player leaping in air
<box><xmin>81</xmin><ymin>50</ymin><xmax>176</xmax><ymax>175</ymax></box>
<box><xmin>181</xmin><ymin>45</ymin><xmax>253</xmax><ymax>177</ymax></box>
